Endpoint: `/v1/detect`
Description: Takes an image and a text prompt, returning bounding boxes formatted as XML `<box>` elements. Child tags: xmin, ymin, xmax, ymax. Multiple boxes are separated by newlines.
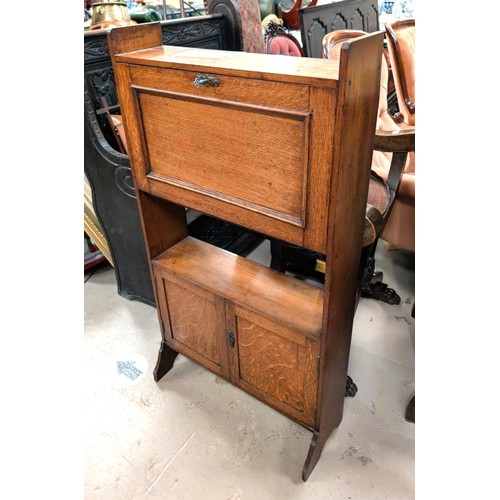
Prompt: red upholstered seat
<box><xmin>268</xmin><ymin>36</ymin><xmax>302</xmax><ymax>56</ymax></box>
<box><xmin>263</xmin><ymin>20</ymin><xmax>305</xmax><ymax>57</ymax></box>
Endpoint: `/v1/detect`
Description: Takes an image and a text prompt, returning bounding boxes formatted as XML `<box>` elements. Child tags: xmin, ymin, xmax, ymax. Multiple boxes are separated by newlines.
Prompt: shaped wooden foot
<box><xmin>302</xmin><ymin>430</ymin><xmax>328</xmax><ymax>481</ymax></box>
<box><xmin>153</xmin><ymin>341</ymin><xmax>179</xmax><ymax>382</ymax></box>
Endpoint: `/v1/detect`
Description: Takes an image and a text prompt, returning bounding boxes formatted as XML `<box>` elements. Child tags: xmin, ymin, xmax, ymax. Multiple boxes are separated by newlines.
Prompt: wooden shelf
<box><xmin>153</xmin><ymin>236</ymin><xmax>324</xmax><ymax>339</ymax></box>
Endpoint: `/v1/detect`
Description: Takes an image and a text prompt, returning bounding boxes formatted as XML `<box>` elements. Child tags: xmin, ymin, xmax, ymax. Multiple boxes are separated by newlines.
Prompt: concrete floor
<box><xmin>84</xmin><ymin>238</ymin><xmax>415</xmax><ymax>499</ymax></box>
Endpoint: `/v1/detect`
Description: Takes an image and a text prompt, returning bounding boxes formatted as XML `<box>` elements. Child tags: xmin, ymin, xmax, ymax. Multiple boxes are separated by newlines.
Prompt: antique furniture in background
<box><xmin>299</xmin><ymin>0</ymin><xmax>379</xmax><ymax>58</ymax></box>
<box><xmin>84</xmin><ymin>176</ymin><xmax>113</xmax><ymax>270</ymax></box>
<box><xmin>263</xmin><ymin>19</ymin><xmax>304</xmax><ymax>55</ymax></box>
<box><xmin>269</xmin><ymin>29</ymin><xmax>414</xmax><ymax>304</ymax></box>
<box><xmin>108</xmin><ymin>22</ymin><xmax>384</xmax><ymax>480</ymax></box>
<box><xmin>379</xmin><ymin>18</ymin><xmax>415</xmax><ymax>251</ymax></box>
<box><xmin>84</xmin><ymin>3</ymin><xmax>245</xmax><ymax>305</ymax></box>
<box><xmin>232</xmin><ymin>0</ymin><xmax>266</xmax><ymax>52</ymax></box>
<box><xmin>385</xmin><ymin>18</ymin><xmax>415</xmax><ymax>126</ymax></box>
<box><xmin>278</xmin><ymin>0</ymin><xmax>317</xmax><ymax>30</ymax></box>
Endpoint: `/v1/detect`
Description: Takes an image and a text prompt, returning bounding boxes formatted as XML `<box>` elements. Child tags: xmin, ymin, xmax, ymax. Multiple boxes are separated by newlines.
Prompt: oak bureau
<box><xmin>108</xmin><ymin>22</ymin><xmax>383</xmax><ymax>480</ymax></box>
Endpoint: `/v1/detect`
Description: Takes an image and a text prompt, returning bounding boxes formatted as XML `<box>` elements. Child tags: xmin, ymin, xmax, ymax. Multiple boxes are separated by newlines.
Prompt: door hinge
<box><xmin>227</xmin><ymin>329</ymin><xmax>235</xmax><ymax>348</ymax></box>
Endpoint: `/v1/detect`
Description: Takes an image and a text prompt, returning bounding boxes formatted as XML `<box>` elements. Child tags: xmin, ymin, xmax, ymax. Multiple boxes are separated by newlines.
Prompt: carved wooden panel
<box><xmin>299</xmin><ymin>0</ymin><xmax>379</xmax><ymax>58</ymax></box>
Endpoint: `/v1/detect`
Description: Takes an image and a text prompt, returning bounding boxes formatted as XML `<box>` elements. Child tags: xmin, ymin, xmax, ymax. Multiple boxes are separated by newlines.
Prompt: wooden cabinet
<box><xmin>153</xmin><ymin>236</ymin><xmax>322</xmax><ymax>426</ymax></box>
<box><xmin>108</xmin><ymin>22</ymin><xmax>383</xmax><ymax>481</ymax></box>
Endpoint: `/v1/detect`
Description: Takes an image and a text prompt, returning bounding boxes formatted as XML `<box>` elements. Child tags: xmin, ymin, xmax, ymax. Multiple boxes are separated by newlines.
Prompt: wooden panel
<box><xmin>152</xmin><ymin>236</ymin><xmax>324</xmax><ymax>339</ymax></box>
<box><xmin>136</xmin><ymin>89</ymin><xmax>309</xmax><ymax>226</ymax></box>
<box><xmin>303</xmin><ymin>86</ymin><xmax>336</xmax><ymax>251</ymax></box>
<box><xmin>155</xmin><ymin>274</ymin><xmax>228</xmax><ymax>376</ymax></box>
<box><xmin>116</xmin><ymin>45</ymin><xmax>339</xmax><ymax>253</ymax></box>
<box><xmin>149</xmin><ymin>179</ymin><xmax>305</xmax><ymax>248</ymax></box>
<box><xmin>235</xmin><ymin>314</ymin><xmax>319</xmax><ymax>426</ymax></box>
<box><xmin>129</xmin><ymin>65</ymin><xmax>310</xmax><ymax>111</ymax></box>
<box><xmin>317</xmin><ymin>31</ymin><xmax>383</xmax><ymax>431</ymax></box>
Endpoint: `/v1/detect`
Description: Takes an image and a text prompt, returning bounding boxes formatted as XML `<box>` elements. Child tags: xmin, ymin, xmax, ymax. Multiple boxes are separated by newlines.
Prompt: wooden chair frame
<box><xmin>385</xmin><ymin>19</ymin><xmax>415</xmax><ymax>124</ymax></box>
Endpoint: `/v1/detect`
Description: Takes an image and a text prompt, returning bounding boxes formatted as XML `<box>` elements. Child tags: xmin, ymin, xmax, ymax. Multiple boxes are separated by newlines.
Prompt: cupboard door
<box><xmin>229</xmin><ymin>305</ymin><xmax>320</xmax><ymax>427</ymax></box>
<box><xmin>155</xmin><ymin>274</ymin><xmax>229</xmax><ymax>378</ymax></box>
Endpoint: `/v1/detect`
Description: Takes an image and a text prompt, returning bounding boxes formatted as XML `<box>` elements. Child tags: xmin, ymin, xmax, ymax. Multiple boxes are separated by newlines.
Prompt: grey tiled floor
<box><xmin>84</xmin><ymin>238</ymin><xmax>415</xmax><ymax>499</ymax></box>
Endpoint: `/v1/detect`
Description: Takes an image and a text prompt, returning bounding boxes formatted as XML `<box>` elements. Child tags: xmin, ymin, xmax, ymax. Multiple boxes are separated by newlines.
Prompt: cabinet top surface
<box><xmin>114</xmin><ymin>45</ymin><xmax>340</xmax><ymax>86</ymax></box>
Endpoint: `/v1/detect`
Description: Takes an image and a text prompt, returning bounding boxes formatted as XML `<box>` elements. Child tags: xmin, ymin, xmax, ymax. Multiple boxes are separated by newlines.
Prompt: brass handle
<box><xmin>194</xmin><ymin>75</ymin><xmax>220</xmax><ymax>88</ymax></box>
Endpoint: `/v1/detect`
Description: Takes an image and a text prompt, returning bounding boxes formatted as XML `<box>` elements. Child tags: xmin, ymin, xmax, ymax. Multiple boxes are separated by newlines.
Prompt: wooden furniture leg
<box><xmin>303</xmin><ymin>429</ymin><xmax>332</xmax><ymax>481</ymax></box>
<box><xmin>154</xmin><ymin>340</ymin><xmax>179</xmax><ymax>382</ymax></box>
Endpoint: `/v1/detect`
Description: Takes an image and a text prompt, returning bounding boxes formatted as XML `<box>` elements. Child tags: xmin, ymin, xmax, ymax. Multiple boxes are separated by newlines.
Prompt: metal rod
<box><xmin>162</xmin><ymin>0</ymin><xmax>167</xmax><ymax>20</ymax></box>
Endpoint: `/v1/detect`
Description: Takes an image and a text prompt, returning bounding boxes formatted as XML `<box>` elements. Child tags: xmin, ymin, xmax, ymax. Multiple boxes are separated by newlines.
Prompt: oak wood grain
<box><xmin>128</xmin><ymin>65</ymin><xmax>310</xmax><ymax>111</ymax></box>
<box><xmin>237</xmin><ymin>317</ymin><xmax>306</xmax><ymax>411</ymax></box>
<box><xmin>138</xmin><ymin>90</ymin><xmax>309</xmax><ymax>226</ymax></box>
<box><xmin>306</xmin><ymin>32</ymin><xmax>384</xmax><ymax>479</ymax></box>
<box><xmin>236</xmin><ymin>315</ymin><xmax>320</xmax><ymax>426</ymax></box>
<box><xmin>114</xmin><ymin>44</ymin><xmax>340</xmax><ymax>86</ymax></box>
<box><xmin>108</xmin><ymin>23</ymin><xmax>386</xmax><ymax>481</ymax></box>
<box><xmin>167</xmin><ymin>281</ymin><xmax>222</xmax><ymax>365</ymax></box>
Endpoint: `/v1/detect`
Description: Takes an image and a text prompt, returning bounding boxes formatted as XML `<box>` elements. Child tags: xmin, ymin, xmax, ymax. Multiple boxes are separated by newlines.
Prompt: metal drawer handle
<box><xmin>194</xmin><ymin>75</ymin><xmax>220</xmax><ymax>88</ymax></box>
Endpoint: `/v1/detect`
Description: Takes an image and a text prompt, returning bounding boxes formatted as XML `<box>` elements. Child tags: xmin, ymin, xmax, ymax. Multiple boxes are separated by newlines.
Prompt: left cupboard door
<box><xmin>154</xmin><ymin>273</ymin><xmax>230</xmax><ymax>379</ymax></box>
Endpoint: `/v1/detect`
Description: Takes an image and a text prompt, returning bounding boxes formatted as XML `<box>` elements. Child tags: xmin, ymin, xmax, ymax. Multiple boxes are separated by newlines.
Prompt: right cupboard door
<box><xmin>227</xmin><ymin>304</ymin><xmax>320</xmax><ymax>427</ymax></box>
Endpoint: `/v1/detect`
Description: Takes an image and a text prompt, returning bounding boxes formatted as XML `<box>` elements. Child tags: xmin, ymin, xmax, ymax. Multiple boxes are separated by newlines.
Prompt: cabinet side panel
<box><xmin>303</xmin><ymin>87</ymin><xmax>337</xmax><ymax>254</ymax></box>
<box><xmin>317</xmin><ymin>32</ymin><xmax>384</xmax><ymax>430</ymax></box>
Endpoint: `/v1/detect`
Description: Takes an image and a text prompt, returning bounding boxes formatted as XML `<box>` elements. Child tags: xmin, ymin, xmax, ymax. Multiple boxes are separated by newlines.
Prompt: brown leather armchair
<box><xmin>323</xmin><ymin>29</ymin><xmax>415</xmax><ymax>254</ymax></box>
<box><xmin>269</xmin><ymin>30</ymin><xmax>414</xmax><ymax>305</ymax></box>
<box><xmin>380</xmin><ymin>19</ymin><xmax>415</xmax><ymax>252</ymax></box>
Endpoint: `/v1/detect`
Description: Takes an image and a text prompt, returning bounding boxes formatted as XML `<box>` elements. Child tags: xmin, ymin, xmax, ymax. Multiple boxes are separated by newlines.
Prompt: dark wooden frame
<box><xmin>84</xmin><ymin>4</ymin><xmax>243</xmax><ymax>305</ymax></box>
<box><xmin>299</xmin><ymin>0</ymin><xmax>379</xmax><ymax>58</ymax></box>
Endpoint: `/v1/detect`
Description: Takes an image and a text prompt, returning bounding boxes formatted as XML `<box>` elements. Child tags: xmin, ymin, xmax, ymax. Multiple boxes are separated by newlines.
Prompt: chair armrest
<box><xmin>373</xmin><ymin>128</ymin><xmax>415</xmax><ymax>153</ymax></box>
<box><xmin>374</xmin><ymin>128</ymin><xmax>415</xmax><ymax>206</ymax></box>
